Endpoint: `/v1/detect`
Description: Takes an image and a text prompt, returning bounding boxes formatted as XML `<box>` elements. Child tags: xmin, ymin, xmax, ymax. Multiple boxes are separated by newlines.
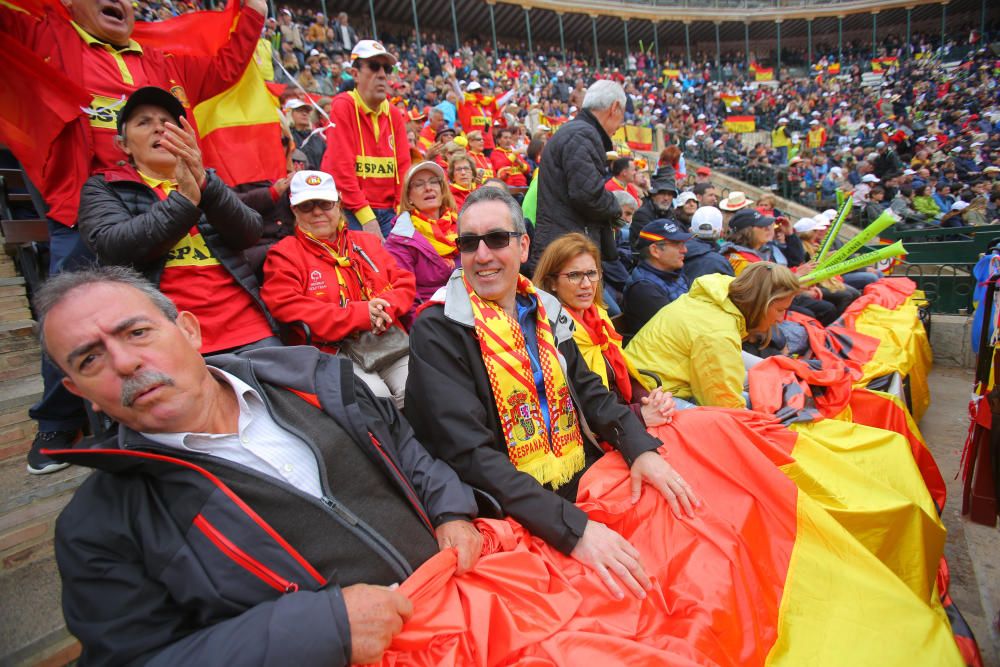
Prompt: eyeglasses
<box><xmin>453</xmin><ymin>165</ymin><xmax>474</xmax><ymax>173</ymax></box>
<box><xmin>295</xmin><ymin>199</ymin><xmax>337</xmax><ymax>213</ymax></box>
<box><xmin>410</xmin><ymin>177</ymin><xmax>442</xmax><ymax>190</ymax></box>
<box><xmin>456</xmin><ymin>231</ymin><xmax>522</xmax><ymax>254</ymax></box>
<box><xmin>555</xmin><ymin>269</ymin><xmax>601</xmax><ymax>285</ymax></box>
<box><xmin>364</xmin><ymin>60</ymin><xmax>394</xmax><ymax>74</ymax></box>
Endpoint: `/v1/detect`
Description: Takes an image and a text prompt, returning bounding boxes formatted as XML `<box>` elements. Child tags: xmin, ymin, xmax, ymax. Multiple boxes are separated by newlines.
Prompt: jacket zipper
<box><xmin>193</xmin><ymin>513</ymin><xmax>299</xmax><ymax>594</ymax></box>
<box><xmin>367</xmin><ymin>432</ymin><xmax>435</xmax><ymax>532</ymax></box>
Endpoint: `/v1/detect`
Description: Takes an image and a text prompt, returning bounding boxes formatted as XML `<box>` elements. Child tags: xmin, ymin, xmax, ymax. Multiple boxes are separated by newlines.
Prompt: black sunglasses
<box><xmin>364</xmin><ymin>60</ymin><xmax>394</xmax><ymax>74</ymax></box>
<box><xmin>456</xmin><ymin>231</ymin><xmax>521</xmax><ymax>254</ymax></box>
<box><xmin>295</xmin><ymin>200</ymin><xmax>337</xmax><ymax>213</ymax></box>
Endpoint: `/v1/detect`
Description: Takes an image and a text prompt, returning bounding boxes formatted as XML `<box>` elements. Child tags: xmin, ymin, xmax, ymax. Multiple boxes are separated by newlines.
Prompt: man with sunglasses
<box><xmin>406</xmin><ymin>187</ymin><xmax>699</xmax><ymax>603</ymax></box>
<box><xmin>323</xmin><ymin>40</ymin><xmax>411</xmax><ymax>240</ymax></box>
<box><xmin>622</xmin><ymin>219</ymin><xmax>692</xmax><ymax>337</ymax></box>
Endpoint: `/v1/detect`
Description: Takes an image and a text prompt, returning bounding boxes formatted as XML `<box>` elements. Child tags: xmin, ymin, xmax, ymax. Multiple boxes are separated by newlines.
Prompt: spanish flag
<box><xmin>624</xmin><ymin>125</ymin><xmax>652</xmax><ymax>151</ymax></box>
<box><xmin>368</xmin><ymin>408</ymin><xmax>965</xmax><ymax>665</ymax></box>
<box><xmin>725</xmin><ymin>115</ymin><xmax>757</xmax><ymax>133</ymax></box>
<box><xmin>754</xmin><ymin>67</ymin><xmax>775</xmax><ymax>82</ymax></box>
<box><xmin>828</xmin><ymin>62</ymin><xmax>842</xmax><ymax>74</ymax></box>
<box><xmin>721</xmin><ymin>93</ymin><xmax>741</xmax><ymax>110</ymax></box>
<box><xmin>663</xmin><ymin>68</ymin><xmax>681</xmax><ymax>79</ymax></box>
<box><xmin>133</xmin><ymin>1</ymin><xmax>285</xmax><ymax>186</ymax></box>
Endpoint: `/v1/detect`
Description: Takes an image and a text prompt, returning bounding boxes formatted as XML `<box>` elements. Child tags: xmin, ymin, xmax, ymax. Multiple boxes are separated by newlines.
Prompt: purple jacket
<box><xmin>385</xmin><ymin>212</ymin><xmax>459</xmax><ymax>308</ymax></box>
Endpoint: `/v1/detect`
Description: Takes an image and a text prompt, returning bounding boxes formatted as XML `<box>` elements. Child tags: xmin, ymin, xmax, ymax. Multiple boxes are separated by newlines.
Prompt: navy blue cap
<box><xmin>729</xmin><ymin>208</ymin><xmax>774</xmax><ymax>231</ymax></box>
<box><xmin>636</xmin><ymin>218</ymin><xmax>691</xmax><ymax>249</ymax></box>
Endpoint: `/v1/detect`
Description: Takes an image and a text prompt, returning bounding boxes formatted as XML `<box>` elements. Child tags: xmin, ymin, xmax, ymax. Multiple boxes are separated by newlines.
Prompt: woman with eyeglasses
<box><xmin>261</xmin><ymin>170</ymin><xmax>416</xmax><ymax>407</ymax></box>
<box><xmin>448</xmin><ymin>153</ymin><xmax>479</xmax><ymax>210</ymax></box>
<box><xmin>533</xmin><ymin>234</ymin><xmax>677</xmax><ymax>428</ymax></box>
<box><xmin>385</xmin><ymin>162</ymin><xmax>461</xmax><ymax>312</ymax></box>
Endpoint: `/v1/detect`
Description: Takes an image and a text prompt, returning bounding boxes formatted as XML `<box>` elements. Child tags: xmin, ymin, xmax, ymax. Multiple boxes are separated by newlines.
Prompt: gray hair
<box><xmin>582</xmin><ymin>80</ymin><xmax>626</xmax><ymax>112</ymax></box>
<box><xmin>612</xmin><ymin>190</ymin><xmax>637</xmax><ymax>211</ymax></box>
<box><xmin>34</xmin><ymin>266</ymin><xmax>178</xmax><ymax>364</ymax></box>
<box><xmin>458</xmin><ymin>186</ymin><xmax>526</xmax><ymax>235</ymax></box>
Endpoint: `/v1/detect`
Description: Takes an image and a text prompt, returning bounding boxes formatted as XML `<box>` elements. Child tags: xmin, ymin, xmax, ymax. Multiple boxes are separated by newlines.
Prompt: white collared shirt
<box><xmin>142</xmin><ymin>368</ymin><xmax>324</xmax><ymax>498</ymax></box>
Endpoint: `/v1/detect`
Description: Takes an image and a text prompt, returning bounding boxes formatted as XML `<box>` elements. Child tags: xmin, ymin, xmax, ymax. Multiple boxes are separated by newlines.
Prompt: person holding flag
<box><xmin>451</xmin><ymin>80</ymin><xmax>514</xmax><ymax>155</ymax></box>
<box><xmin>1</xmin><ymin>0</ymin><xmax>266</xmax><ymax>474</ymax></box>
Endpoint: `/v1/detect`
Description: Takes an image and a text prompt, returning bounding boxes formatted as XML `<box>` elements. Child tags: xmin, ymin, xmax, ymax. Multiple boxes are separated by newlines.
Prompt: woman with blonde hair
<box><xmin>625</xmin><ymin>263</ymin><xmax>801</xmax><ymax>409</ymax></box>
<box><xmin>385</xmin><ymin>161</ymin><xmax>460</xmax><ymax>311</ymax></box>
<box><xmin>533</xmin><ymin>233</ymin><xmax>677</xmax><ymax>427</ymax></box>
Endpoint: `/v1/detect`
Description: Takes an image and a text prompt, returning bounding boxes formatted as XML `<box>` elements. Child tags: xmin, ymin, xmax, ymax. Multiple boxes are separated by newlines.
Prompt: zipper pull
<box><xmin>321</xmin><ymin>496</ymin><xmax>359</xmax><ymax>526</ymax></box>
<box><xmin>354</xmin><ymin>245</ymin><xmax>379</xmax><ymax>272</ymax></box>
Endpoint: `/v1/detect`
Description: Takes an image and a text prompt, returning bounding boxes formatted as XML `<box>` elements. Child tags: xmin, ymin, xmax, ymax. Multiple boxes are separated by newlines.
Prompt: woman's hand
<box><xmin>639</xmin><ymin>387</ymin><xmax>675</xmax><ymax>427</ymax></box>
<box><xmin>368</xmin><ymin>298</ymin><xmax>393</xmax><ymax>334</ymax></box>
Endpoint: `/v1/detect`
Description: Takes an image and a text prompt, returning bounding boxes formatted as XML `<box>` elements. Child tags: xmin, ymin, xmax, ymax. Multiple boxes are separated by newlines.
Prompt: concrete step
<box><xmin>0</xmin><ymin>457</ymin><xmax>89</xmax><ymax>573</ymax></box>
<box><xmin>0</xmin><ymin>555</ymin><xmax>79</xmax><ymax>666</ymax></box>
<box><xmin>0</xmin><ymin>376</ymin><xmax>43</xmax><ymax>465</ymax></box>
<box><xmin>0</xmin><ymin>320</ymin><xmax>38</xmax><ymax>356</ymax></box>
<box><xmin>0</xmin><ymin>347</ymin><xmax>40</xmax><ymax>383</ymax></box>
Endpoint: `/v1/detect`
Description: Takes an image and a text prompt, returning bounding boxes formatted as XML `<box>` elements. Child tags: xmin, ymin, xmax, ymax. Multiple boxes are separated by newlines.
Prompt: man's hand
<box><xmin>343</xmin><ymin>583</ymin><xmax>412</xmax><ymax>663</ymax></box>
<box><xmin>570</xmin><ymin>520</ymin><xmax>650</xmax><ymax>600</ymax></box>
<box><xmin>793</xmin><ymin>260</ymin><xmax>817</xmax><ymax>276</ymax></box>
<box><xmin>629</xmin><ymin>451</ymin><xmax>700</xmax><ymax>518</ymax></box>
<box><xmin>368</xmin><ymin>298</ymin><xmax>393</xmax><ymax>334</ymax></box>
<box><xmin>435</xmin><ymin>519</ymin><xmax>483</xmax><ymax>575</ymax></box>
<box><xmin>273</xmin><ymin>176</ymin><xmax>291</xmax><ymax>196</ymax></box>
<box><xmin>639</xmin><ymin>387</ymin><xmax>675</xmax><ymax>427</ymax></box>
<box><xmin>161</xmin><ymin>117</ymin><xmax>207</xmax><ymax>189</ymax></box>
<box><xmin>242</xmin><ymin>0</ymin><xmax>267</xmax><ymax>17</ymax></box>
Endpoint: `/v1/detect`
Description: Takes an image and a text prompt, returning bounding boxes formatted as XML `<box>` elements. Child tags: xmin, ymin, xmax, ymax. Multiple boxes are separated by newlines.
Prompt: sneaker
<box><xmin>26</xmin><ymin>430</ymin><xmax>80</xmax><ymax>475</ymax></box>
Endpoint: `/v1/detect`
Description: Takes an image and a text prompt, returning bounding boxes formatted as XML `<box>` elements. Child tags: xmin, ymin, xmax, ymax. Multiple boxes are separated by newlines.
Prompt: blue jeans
<box><xmin>344</xmin><ymin>207</ymin><xmax>397</xmax><ymax>238</ymax></box>
<box><xmin>29</xmin><ymin>222</ymin><xmax>95</xmax><ymax>432</ymax></box>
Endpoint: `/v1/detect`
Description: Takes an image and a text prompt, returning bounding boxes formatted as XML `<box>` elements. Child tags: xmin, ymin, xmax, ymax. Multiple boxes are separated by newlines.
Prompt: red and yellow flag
<box><xmin>828</xmin><ymin>62</ymin><xmax>842</xmax><ymax>74</ymax></box>
<box><xmin>624</xmin><ymin>125</ymin><xmax>652</xmax><ymax>151</ymax></box>
<box><xmin>724</xmin><ymin>115</ymin><xmax>756</xmax><ymax>133</ymax></box>
<box><xmin>663</xmin><ymin>68</ymin><xmax>681</xmax><ymax>80</ymax></box>
<box><xmin>754</xmin><ymin>67</ymin><xmax>774</xmax><ymax>82</ymax></box>
<box><xmin>721</xmin><ymin>93</ymin><xmax>741</xmax><ymax>110</ymax></box>
<box><xmin>134</xmin><ymin>1</ymin><xmax>284</xmax><ymax>186</ymax></box>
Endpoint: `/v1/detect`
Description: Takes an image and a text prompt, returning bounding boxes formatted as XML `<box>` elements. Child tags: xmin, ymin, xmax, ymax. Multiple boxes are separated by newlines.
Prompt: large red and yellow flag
<box><xmin>754</xmin><ymin>67</ymin><xmax>774</xmax><ymax>82</ymax></box>
<box><xmin>724</xmin><ymin>115</ymin><xmax>756</xmax><ymax>133</ymax></box>
<box><xmin>365</xmin><ymin>409</ymin><xmax>964</xmax><ymax>665</ymax></box>
<box><xmin>133</xmin><ymin>1</ymin><xmax>284</xmax><ymax>186</ymax></box>
<box><xmin>663</xmin><ymin>68</ymin><xmax>681</xmax><ymax>79</ymax></box>
<box><xmin>828</xmin><ymin>62</ymin><xmax>842</xmax><ymax>74</ymax></box>
<box><xmin>721</xmin><ymin>93</ymin><xmax>741</xmax><ymax>110</ymax></box>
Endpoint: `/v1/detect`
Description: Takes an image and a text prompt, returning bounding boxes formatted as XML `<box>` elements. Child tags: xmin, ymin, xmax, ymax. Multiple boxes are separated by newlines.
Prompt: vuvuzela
<box><xmin>800</xmin><ymin>241</ymin><xmax>906</xmax><ymax>285</ymax></box>
<box><xmin>813</xmin><ymin>197</ymin><xmax>853</xmax><ymax>265</ymax></box>
<box><xmin>817</xmin><ymin>209</ymin><xmax>900</xmax><ymax>270</ymax></box>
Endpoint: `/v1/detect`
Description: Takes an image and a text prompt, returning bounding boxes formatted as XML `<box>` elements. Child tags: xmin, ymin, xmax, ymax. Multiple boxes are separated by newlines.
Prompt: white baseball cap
<box><xmin>284</xmin><ymin>99</ymin><xmax>310</xmax><ymax>112</ymax></box>
<box><xmin>794</xmin><ymin>217</ymin><xmax>827</xmax><ymax>233</ymax></box>
<box><xmin>691</xmin><ymin>206</ymin><xmax>723</xmax><ymax>238</ymax></box>
<box><xmin>822</xmin><ymin>209</ymin><xmax>838</xmax><ymax>221</ymax></box>
<box><xmin>675</xmin><ymin>191</ymin><xmax>698</xmax><ymax>208</ymax></box>
<box><xmin>466</xmin><ymin>81</ymin><xmax>482</xmax><ymax>92</ymax></box>
<box><xmin>290</xmin><ymin>170</ymin><xmax>339</xmax><ymax>207</ymax></box>
<box><xmin>951</xmin><ymin>201</ymin><xmax>970</xmax><ymax>211</ymax></box>
<box><xmin>861</xmin><ymin>174</ymin><xmax>880</xmax><ymax>183</ymax></box>
<box><xmin>350</xmin><ymin>39</ymin><xmax>397</xmax><ymax>65</ymax></box>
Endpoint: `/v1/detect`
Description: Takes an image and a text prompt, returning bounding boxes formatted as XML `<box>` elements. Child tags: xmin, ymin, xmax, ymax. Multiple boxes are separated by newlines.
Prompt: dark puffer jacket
<box><xmin>682</xmin><ymin>237</ymin><xmax>735</xmax><ymax>285</ymax></box>
<box><xmin>78</xmin><ymin>164</ymin><xmax>275</xmax><ymax>331</ymax></box>
<box><xmin>530</xmin><ymin>109</ymin><xmax>621</xmax><ymax>267</ymax></box>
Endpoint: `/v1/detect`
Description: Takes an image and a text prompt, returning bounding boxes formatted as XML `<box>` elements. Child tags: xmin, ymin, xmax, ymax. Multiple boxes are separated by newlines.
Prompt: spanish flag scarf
<box><xmin>298</xmin><ymin>225</ymin><xmax>369</xmax><ymax>305</ymax></box>
<box><xmin>411</xmin><ymin>209</ymin><xmax>458</xmax><ymax>259</ymax></box>
<box><xmin>465</xmin><ymin>273</ymin><xmax>585</xmax><ymax>489</ymax></box>
<box><xmin>568</xmin><ymin>305</ymin><xmax>634</xmax><ymax>403</ymax></box>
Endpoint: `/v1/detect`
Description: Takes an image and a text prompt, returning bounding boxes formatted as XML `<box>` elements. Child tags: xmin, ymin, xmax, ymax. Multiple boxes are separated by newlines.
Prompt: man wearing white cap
<box><xmin>806</xmin><ymin>119</ymin><xmax>826</xmax><ymax>149</ymax></box>
<box><xmin>285</xmin><ymin>99</ymin><xmax>326</xmax><ymax>170</ymax></box>
<box><xmin>853</xmin><ymin>173</ymin><xmax>880</xmax><ymax>205</ymax></box>
<box><xmin>323</xmin><ymin>40</ymin><xmax>411</xmax><ymax>240</ymax></box>
<box><xmin>682</xmin><ymin>206</ymin><xmax>734</xmax><ymax>284</ymax></box>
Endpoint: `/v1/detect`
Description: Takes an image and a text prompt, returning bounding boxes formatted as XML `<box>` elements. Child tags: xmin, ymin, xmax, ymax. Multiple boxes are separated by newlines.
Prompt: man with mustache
<box><xmin>36</xmin><ymin>266</ymin><xmax>482</xmax><ymax>665</ymax></box>
<box><xmin>2</xmin><ymin>0</ymin><xmax>266</xmax><ymax>473</ymax></box>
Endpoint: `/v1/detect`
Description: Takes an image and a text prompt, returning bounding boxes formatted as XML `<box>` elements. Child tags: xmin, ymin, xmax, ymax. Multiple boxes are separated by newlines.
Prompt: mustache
<box><xmin>121</xmin><ymin>370</ymin><xmax>175</xmax><ymax>408</ymax></box>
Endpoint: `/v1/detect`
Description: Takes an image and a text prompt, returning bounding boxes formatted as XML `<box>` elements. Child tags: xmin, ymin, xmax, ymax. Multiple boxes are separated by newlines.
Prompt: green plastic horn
<box><xmin>800</xmin><ymin>240</ymin><xmax>906</xmax><ymax>286</ymax></box>
<box><xmin>817</xmin><ymin>209</ymin><xmax>900</xmax><ymax>270</ymax></box>
<box><xmin>813</xmin><ymin>197</ymin><xmax>852</xmax><ymax>265</ymax></box>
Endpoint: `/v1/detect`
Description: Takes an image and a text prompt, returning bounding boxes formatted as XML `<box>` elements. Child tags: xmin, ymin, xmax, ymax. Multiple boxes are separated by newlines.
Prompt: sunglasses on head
<box><xmin>364</xmin><ymin>60</ymin><xmax>394</xmax><ymax>74</ymax></box>
<box><xmin>456</xmin><ymin>231</ymin><xmax>521</xmax><ymax>254</ymax></box>
<box><xmin>295</xmin><ymin>199</ymin><xmax>337</xmax><ymax>213</ymax></box>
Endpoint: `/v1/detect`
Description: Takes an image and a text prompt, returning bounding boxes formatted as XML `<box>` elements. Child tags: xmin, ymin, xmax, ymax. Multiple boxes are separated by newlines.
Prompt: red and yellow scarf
<box><xmin>411</xmin><ymin>209</ymin><xmax>458</xmax><ymax>259</ymax></box>
<box><xmin>568</xmin><ymin>305</ymin><xmax>634</xmax><ymax>403</ymax></box>
<box><xmin>465</xmin><ymin>274</ymin><xmax>585</xmax><ymax>489</ymax></box>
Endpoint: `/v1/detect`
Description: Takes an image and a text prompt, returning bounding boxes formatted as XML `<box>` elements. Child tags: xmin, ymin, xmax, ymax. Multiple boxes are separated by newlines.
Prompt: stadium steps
<box><xmin>0</xmin><ymin>255</ymin><xmax>83</xmax><ymax>665</ymax></box>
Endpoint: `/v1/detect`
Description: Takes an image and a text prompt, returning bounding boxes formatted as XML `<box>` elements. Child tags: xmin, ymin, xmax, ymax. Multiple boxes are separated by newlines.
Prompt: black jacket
<box><xmin>683</xmin><ymin>237</ymin><xmax>735</xmax><ymax>285</ymax></box>
<box><xmin>531</xmin><ymin>109</ymin><xmax>621</xmax><ymax>267</ymax></box>
<box><xmin>78</xmin><ymin>165</ymin><xmax>276</xmax><ymax>332</ymax></box>
<box><xmin>47</xmin><ymin>347</ymin><xmax>477</xmax><ymax>667</ymax></box>
<box><xmin>404</xmin><ymin>273</ymin><xmax>662</xmax><ymax>556</ymax></box>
